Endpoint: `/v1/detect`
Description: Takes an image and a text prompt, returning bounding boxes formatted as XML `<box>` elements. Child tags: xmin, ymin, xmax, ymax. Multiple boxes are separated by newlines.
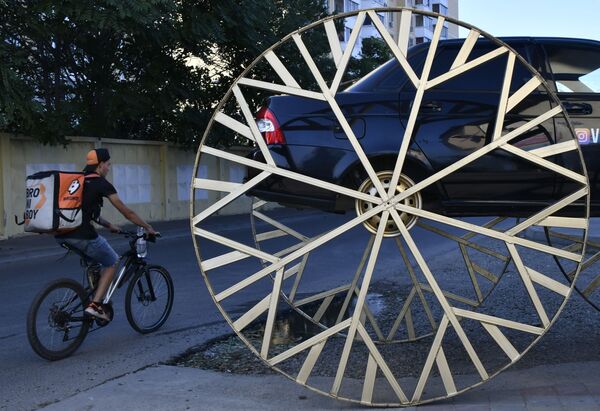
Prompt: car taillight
<box><xmin>256</xmin><ymin>106</ymin><xmax>286</xmax><ymax>145</ymax></box>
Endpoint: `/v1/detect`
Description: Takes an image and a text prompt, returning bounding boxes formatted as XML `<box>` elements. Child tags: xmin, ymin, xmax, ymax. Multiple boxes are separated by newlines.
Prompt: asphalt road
<box><xmin>0</xmin><ymin>223</ymin><xmax>229</xmax><ymax>410</ymax></box>
<box><xmin>1</xmin><ymin>211</ymin><xmax>598</xmax><ymax>410</ymax></box>
<box><xmin>0</xmin><ymin>208</ymin><xmax>460</xmax><ymax>411</ymax></box>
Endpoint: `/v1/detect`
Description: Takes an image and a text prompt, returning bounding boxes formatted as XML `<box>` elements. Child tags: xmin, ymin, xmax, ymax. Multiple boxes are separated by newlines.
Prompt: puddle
<box><xmin>171</xmin><ymin>280</ymin><xmax>424</xmax><ymax>374</ymax></box>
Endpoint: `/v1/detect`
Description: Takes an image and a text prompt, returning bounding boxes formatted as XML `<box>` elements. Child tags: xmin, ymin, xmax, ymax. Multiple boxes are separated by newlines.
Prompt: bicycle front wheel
<box><xmin>27</xmin><ymin>278</ymin><xmax>90</xmax><ymax>361</ymax></box>
<box><xmin>125</xmin><ymin>265</ymin><xmax>174</xmax><ymax>334</ymax></box>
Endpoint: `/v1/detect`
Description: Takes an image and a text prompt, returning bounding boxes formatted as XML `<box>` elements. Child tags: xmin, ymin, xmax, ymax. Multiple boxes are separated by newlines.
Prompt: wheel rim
<box><xmin>191</xmin><ymin>8</ymin><xmax>589</xmax><ymax>405</ymax></box>
<box><xmin>129</xmin><ymin>269</ymin><xmax>171</xmax><ymax>330</ymax></box>
<box><xmin>356</xmin><ymin>171</ymin><xmax>422</xmax><ymax>235</ymax></box>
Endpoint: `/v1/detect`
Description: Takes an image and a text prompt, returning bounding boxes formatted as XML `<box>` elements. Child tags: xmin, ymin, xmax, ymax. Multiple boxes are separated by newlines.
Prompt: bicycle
<box><xmin>27</xmin><ymin>229</ymin><xmax>174</xmax><ymax>361</ymax></box>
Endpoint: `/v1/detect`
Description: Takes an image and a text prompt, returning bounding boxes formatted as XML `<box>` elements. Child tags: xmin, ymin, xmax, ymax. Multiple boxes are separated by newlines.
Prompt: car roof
<box><xmin>346</xmin><ymin>36</ymin><xmax>600</xmax><ymax>93</ymax></box>
<box><xmin>437</xmin><ymin>36</ymin><xmax>600</xmax><ymax>48</ymax></box>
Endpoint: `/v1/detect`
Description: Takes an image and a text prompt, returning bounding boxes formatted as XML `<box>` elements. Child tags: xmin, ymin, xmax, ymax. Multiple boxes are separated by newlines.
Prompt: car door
<box><xmin>408</xmin><ymin>40</ymin><xmax>557</xmax><ymax>215</ymax></box>
<box><xmin>541</xmin><ymin>41</ymin><xmax>600</xmax><ymax>209</ymax></box>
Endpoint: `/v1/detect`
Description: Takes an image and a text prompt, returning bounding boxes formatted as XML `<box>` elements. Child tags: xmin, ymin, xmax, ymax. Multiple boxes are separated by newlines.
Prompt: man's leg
<box><xmin>93</xmin><ymin>264</ymin><xmax>117</xmax><ymax>303</ymax></box>
<box><xmin>86</xmin><ymin>235</ymin><xmax>120</xmax><ymax>303</ymax></box>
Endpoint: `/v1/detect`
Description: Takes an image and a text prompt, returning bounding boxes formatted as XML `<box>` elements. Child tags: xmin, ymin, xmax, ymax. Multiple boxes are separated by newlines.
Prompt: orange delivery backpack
<box><xmin>17</xmin><ymin>171</ymin><xmax>98</xmax><ymax>234</ymax></box>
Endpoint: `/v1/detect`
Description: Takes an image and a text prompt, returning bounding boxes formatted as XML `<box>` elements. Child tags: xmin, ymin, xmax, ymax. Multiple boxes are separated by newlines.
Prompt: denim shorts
<box><xmin>57</xmin><ymin>235</ymin><xmax>119</xmax><ymax>267</ymax></box>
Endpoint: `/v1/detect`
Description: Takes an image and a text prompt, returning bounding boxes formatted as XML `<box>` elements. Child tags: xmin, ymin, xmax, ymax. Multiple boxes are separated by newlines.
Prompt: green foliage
<box><xmin>0</xmin><ymin>0</ymin><xmax>328</xmax><ymax>148</ymax></box>
<box><xmin>1</xmin><ymin>1</ymin><xmax>393</xmax><ymax>149</ymax></box>
<box><xmin>348</xmin><ymin>37</ymin><xmax>393</xmax><ymax>80</ymax></box>
<box><xmin>181</xmin><ymin>0</ymin><xmax>329</xmax><ymax>147</ymax></box>
<box><xmin>0</xmin><ymin>0</ymin><xmax>188</xmax><ymax>144</ymax></box>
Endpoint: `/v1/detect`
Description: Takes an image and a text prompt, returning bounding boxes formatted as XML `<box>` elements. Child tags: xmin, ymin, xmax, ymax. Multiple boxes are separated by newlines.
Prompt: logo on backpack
<box><xmin>68</xmin><ymin>179</ymin><xmax>81</xmax><ymax>195</ymax></box>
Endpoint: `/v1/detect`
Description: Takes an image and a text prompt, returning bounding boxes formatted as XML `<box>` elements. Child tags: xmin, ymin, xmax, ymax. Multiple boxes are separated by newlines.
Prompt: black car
<box><xmin>248</xmin><ymin>37</ymin><xmax>600</xmax><ymax>217</ymax></box>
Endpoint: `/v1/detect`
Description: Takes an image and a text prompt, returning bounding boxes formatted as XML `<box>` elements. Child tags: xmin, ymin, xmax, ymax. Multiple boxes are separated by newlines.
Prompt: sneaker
<box><xmin>85</xmin><ymin>301</ymin><xmax>111</xmax><ymax>322</ymax></box>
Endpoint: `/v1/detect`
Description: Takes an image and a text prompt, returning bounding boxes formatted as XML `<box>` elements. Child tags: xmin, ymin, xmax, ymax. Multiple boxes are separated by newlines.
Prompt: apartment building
<box><xmin>325</xmin><ymin>0</ymin><xmax>458</xmax><ymax>53</ymax></box>
<box><xmin>409</xmin><ymin>0</ymin><xmax>459</xmax><ymax>45</ymax></box>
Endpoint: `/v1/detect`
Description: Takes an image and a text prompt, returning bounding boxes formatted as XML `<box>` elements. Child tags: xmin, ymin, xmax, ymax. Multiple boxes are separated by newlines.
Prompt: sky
<box><xmin>458</xmin><ymin>0</ymin><xmax>600</xmax><ymax>41</ymax></box>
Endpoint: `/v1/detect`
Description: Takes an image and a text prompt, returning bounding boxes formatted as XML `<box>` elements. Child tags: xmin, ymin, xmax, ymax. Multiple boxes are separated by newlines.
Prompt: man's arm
<box><xmin>107</xmin><ymin>193</ymin><xmax>157</xmax><ymax>235</ymax></box>
<box><xmin>95</xmin><ymin>216</ymin><xmax>120</xmax><ymax>233</ymax></box>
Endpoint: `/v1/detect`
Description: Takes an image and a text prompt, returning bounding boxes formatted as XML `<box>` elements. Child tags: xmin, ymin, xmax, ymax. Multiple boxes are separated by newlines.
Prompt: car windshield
<box><xmin>545</xmin><ymin>43</ymin><xmax>600</xmax><ymax>93</ymax></box>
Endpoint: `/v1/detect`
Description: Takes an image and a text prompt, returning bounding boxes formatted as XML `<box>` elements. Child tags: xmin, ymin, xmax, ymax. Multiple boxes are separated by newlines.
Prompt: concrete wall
<box><xmin>0</xmin><ymin>133</ymin><xmax>255</xmax><ymax>239</ymax></box>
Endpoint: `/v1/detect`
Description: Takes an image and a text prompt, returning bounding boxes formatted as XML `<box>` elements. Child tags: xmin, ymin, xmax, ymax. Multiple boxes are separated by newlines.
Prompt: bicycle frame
<box><xmin>102</xmin><ymin>252</ymin><xmax>144</xmax><ymax>304</ymax></box>
<box><xmin>64</xmin><ymin>232</ymin><xmax>149</xmax><ymax>306</ymax></box>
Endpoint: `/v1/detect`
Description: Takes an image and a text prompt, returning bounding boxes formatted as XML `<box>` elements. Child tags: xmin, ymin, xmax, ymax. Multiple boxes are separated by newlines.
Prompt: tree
<box><xmin>180</xmin><ymin>0</ymin><xmax>329</xmax><ymax>147</ymax></box>
<box><xmin>0</xmin><ymin>0</ymin><xmax>329</xmax><ymax>148</ymax></box>
<box><xmin>348</xmin><ymin>36</ymin><xmax>393</xmax><ymax>80</ymax></box>
<box><xmin>0</xmin><ymin>1</ymin><xmax>192</xmax><ymax>144</ymax></box>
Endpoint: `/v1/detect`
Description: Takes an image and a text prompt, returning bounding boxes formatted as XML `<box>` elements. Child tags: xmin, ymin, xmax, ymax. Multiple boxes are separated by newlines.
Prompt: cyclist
<box><xmin>55</xmin><ymin>148</ymin><xmax>158</xmax><ymax>321</ymax></box>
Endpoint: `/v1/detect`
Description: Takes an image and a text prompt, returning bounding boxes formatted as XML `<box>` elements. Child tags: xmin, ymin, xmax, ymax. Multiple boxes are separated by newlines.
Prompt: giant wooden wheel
<box><xmin>191</xmin><ymin>8</ymin><xmax>589</xmax><ymax>406</ymax></box>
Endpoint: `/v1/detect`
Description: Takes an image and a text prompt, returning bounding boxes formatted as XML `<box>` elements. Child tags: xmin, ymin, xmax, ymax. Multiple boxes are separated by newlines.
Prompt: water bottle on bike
<box><xmin>136</xmin><ymin>226</ymin><xmax>147</xmax><ymax>258</ymax></box>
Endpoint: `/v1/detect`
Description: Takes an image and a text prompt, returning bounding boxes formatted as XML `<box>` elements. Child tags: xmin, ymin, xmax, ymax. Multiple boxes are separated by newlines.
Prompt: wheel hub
<box><xmin>355</xmin><ymin>171</ymin><xmax>422</xmax><ymax>236</ymax></box>
<box><xmin>140</xmin><ymin>293</ymin><xmax>151</xmax><ymax>306</ymax></box>
<box><xmin>47</xmin><ymin>304</ymin><xmax>71</xmax><ymax>328</ymax></box>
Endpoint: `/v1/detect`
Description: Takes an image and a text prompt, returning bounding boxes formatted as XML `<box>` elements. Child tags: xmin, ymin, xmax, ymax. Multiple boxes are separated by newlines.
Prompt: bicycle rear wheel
<box><xmin>27</xmin><ymin>278</ymin><xmax>90</xmax><ymax>361</ymax></box>
<box><xmin>125</xmin><ymin>265</ymin><xmax>174</xmax><ymax>334</ymax></box>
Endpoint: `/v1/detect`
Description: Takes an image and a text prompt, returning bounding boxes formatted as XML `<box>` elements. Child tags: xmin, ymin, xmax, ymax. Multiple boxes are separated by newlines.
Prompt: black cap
<box><xmin>83</xmin><ymin>148</ymin><xmax>111</xmax><ymax>173</ymax></box>
<box><xmin>86</xmin><ymin>148</ymin><xmax>110</xmax><ymax>165</ymax></box>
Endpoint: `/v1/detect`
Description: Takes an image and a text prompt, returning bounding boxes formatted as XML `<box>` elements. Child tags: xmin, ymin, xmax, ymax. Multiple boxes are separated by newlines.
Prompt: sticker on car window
<box><xmin>576</xmin><ymin>128</ymin><xmax>600</xmax><ymax>144</ymax></box>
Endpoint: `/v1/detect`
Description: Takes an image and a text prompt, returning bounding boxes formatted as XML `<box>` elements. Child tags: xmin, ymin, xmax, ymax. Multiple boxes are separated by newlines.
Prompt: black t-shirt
<box><xmin>56</xmin><ymin>174</ymin><xmax>117</xmax><ymax>240</ymax></box>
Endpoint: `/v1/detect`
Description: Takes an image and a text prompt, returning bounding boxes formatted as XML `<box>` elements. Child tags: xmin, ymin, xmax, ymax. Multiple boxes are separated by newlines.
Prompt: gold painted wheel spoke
<box><xmin>293</xmin><ymin>32</ymin><xmax>388</xmax><ymax>199</ymax></box>
<box><xmin>387</xmin><ymin>16</ymin><xmax>444</xmax><ymax>197</ymax></box>
<box><xmin>417</xmin><ymin>220</ymin><xmax>510</xmax><ymax>261</ymax></box>
<box><xmin>251</xmin><ymin>201</ymin><xmax>388</xmax><ymax>331</ymax></box>
<box><xmin>545</xmin><ymin>228</ymin><xmax>600</xmax><ymax>308</ymax></box>
<box><xmin>331</xmin><ymin>211</ymin><xmax>389</xmax><ymax>395</ymax></box>
<box><xmin>388</xmin><ymin>105</ymin><xmax>564</xmax><ymax>206</ymax></box>
<box><xmin>214</xmin><ymin>201</ymin><xmax>390</xmax><ymax>302</ymax></box>
<box><xmin>395</xmin><ymin>203</ymin><xmax>583</xmax><ymax>262</ymax></box>
<box><xmin>201</xmin><ymin>146</ymin><xmax>381</xmax><ymax>205</ymax></box>
<box><xmin>252</xmin><ymin>203</ymin><xmax>440</xmax><ymax>344</ymax></box>
<box><xmin>582</xmin><ymin>273</ymin><xmax>600</xmax><ymax>298</ymax></box>
<box><xmin>389</xmin><ymin>238</ymin><xmax>438</xmax><ymax>339</ymax></box>
<box><xmin>389</xmin><ymin>209</ymin><xmax>489</xmax><ymax>380</ymax></box>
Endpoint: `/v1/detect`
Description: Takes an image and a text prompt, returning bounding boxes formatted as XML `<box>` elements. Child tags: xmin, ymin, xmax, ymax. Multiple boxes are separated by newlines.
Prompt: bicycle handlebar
<box><xmin>117</xmin><ymin>230</ymin><xmax>161</xmax><ymax>242</ymax></box>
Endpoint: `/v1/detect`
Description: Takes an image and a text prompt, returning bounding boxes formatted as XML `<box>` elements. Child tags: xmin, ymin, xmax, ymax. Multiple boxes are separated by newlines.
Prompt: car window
<box><xmin>427</xmin><ymin>42</ymin><xmax>532</xmax><ymax>92</ymax></box>
<box><xmin>544</xmin><ymin>44</ymin><xmax>600</xmax><ymax>93</ymax></box>
<box><xmin>375</xmin><ymin>48</ymin><xmax>427</xmax><ymax>90</ymax></box>
<box><xmin>346</xmin><ymin>44</ymin><xmax>428</xmax><ymax>92</ymax></box>
<box><xmin>346</xmin><ymin>41</ymin><xmax>533</xmax><ymax>93</ymax></box>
